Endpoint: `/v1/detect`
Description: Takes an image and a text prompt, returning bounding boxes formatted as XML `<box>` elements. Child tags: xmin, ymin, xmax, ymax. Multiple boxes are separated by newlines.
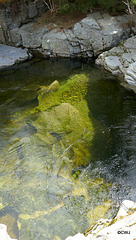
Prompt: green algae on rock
<box><xmin>32</xmin><ymin>74</ymin><xmax>95</xmax><ymax>168</ymax></box>
<box><xmin>34</xmin><ymin>102</ymin><xmax>93</xmax><ymax>168</ymax></box>
<box><xmin>16</xmin><ymin>175</ymin><xmax>112</xmax><ymax>240</ymax></box>
<box><xmin>0</xmin><ymin>132</ymin><xmax>113</xmax><ymax>240</ymax></box>
<box><xmin>87</xmin><ymin>200</ymin><xmax>112</xmax><ymax>227</ymax></box>
<box><xmin>37</xmin><ymin>74</ymin><xmax>89</xmax><ymax>112</ymax></box>
<box><xmin>0</xmin><ymin>70</ymin><xmax>114</xmax><ymax>240</ymax></box>
<box><xmin>38</xmin><ymin>80</ymin><xmax>60</xmax><ymax>94</ymax></box>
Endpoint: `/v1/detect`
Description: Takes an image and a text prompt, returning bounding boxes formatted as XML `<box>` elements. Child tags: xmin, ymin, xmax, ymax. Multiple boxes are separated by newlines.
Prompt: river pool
<box><xmin>0</xmin><ymin>58</ymin><xmax>136</xmax><ymax>240</ymax></box>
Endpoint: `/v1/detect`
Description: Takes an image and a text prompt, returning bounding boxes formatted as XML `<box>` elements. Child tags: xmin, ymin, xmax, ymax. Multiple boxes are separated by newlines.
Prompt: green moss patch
<box><xmin>33</xmin><ymin>74</ymin><xmax>95</xmax><ymax>168</ymax></box>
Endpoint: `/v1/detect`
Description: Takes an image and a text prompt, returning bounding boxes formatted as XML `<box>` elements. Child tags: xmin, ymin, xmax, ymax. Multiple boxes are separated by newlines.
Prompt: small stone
<box><xmin>105</xmin><ymin>56</ymin><xmax>121</xmax><ymax>71</ymax></box>
<box><xmin>89</xmin><ymin>12</ymin><xmax>102</xmax><ymax>21</ymax></box>
<box><xmin>125</xmin><ymin>62</ymin><xmax>136</xmax><ymax>86</ymax></box>
<box><xmin>28</xmin><ymin>2</ymin><xmax>37</xmax><ymax>19</ymax></box>
<box><xmin>47</xmin><ymin>80</ymin><xmax>60</xmax><ymax>92</ymax></box>
<box><xmin>81</xmin><ymin>16</ymin><xmax>100</xmax><ymax>30</ymax></box>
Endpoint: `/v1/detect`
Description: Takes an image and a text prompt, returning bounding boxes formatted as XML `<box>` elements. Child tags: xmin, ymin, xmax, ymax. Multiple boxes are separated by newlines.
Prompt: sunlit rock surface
<box><xmin>65</xmin><ymin>200</ymin><xmax>136</xmax><ymax>240</ymax></box>
<box><xmin>0</xmin><ymin>224</ymin><xmax>17</xmax><ymax>240</ymax></box>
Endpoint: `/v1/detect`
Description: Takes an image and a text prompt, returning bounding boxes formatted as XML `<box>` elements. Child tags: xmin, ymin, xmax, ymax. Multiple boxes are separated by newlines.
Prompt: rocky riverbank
<box><xmin>96</xmin><ymin>35</ymin><xmax>136</xmax><ymax>88</ymax></box>
<box><xmin>65</xmin><ymin>200</ymin><xmax>136</xmax><ymax>240</ymax></box>
<box><xmin>1</xmin><ymin>10</ymin><xmax>136</xmax><ymax>70</ymax></box>
<box><xmin>1</xmin><ymin>12</ymin><xmax>136</xmax><ymax>58</ymax></box>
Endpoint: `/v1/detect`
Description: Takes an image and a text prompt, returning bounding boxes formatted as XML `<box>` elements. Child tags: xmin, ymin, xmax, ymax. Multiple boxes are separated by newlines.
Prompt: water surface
<box><xmin>0</xmin><ymin>59</ymin><xmax>136</xmax><ymax>240</ymax></box>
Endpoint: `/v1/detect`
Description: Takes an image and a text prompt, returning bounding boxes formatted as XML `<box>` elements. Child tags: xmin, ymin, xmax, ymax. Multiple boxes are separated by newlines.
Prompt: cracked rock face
<box><xmin>96</xmin><ymin>35</ymin><xmax>136</xmax><ymax>87</ymax></box>
<box><xmin>41</xmin><ymin>13</ymin><xmax>131</xmax><ymax>58</ymax></box>
<box><xmin>42</xmin><ymin>30</ymin><xmax>74</xmax><ymax>57</ymax></box>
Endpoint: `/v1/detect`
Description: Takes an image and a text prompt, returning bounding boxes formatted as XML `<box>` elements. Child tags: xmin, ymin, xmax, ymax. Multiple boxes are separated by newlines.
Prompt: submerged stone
<box><xmin>38</xmin><ymin>80</ymin><xmax>60</xmax><ymax>94</ymax></box>
<box><xmin>87</xmin><ymin>201</ymin><xmax>112</xmax><ymax>226</ymax></box>
<box><xmin>37</xmin><ymin>74</ymin><xmax>89</xmax><ymax>111</ymax></box>
<box><xmin>34</xmin><ymin>102</ymin><xmax>93</xmax><ymax>167</ymax></box>
<box><xmin>0</xmin><ymin>68</ymin><xmax>114</xmax><ymax>240</ymax></box>
<box><xmin>32</xmin><ymin>74</ymin><xmax>95</xmax><ymax>168</ymax></box>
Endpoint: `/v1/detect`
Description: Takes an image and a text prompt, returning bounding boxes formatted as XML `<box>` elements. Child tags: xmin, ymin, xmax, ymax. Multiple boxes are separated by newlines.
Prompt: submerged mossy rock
<box><xmin>38</xmin><ymin>80</ymin><xmax>60</xmax><ymax>94</ymax></box>
<box><xmin>37</xmin><ymin>74</ymin><xmax>89</xmax><ymax>112</ymax></box>
<box><xmin>16</xmin><ymin>175</ymin><xmax>112</xmax><ymax>240</ymax></box>
<box><xmin>87</xmin><ymin>201</ymin><xmax>112</xmax><ymax>227</ymax></box>
<box><xmin>34</xmin><ymin>102</ymin><xmax>93</xmax><ymax>167</ymax></box>
<box><xmin>35</xmin><ymin>103</ymin><xmax>85</xmax><ymax>134</ymax></box>
<box><xmin>0</xmin><ymin>134</ymin><xmax>113</xmax><ymax>240</ymax></box>
<box><xmin>30</xmin><ymin>74</ymin><xmax>95</xmax><ymax>168</ymax></box>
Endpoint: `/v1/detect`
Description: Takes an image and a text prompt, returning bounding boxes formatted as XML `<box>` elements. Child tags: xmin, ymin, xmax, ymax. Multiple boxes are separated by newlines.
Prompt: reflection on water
<box><xmin>0</xmin><ymin>59</ymin><xmax>136</xmax><ymax>240</ymax></box>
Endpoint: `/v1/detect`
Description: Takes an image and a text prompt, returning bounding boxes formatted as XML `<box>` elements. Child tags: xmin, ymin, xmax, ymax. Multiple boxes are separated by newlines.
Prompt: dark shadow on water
<box><xmin>86</xmin><ymin>69</ymin><xmax>136</xmax><ymax>201</ymax></box>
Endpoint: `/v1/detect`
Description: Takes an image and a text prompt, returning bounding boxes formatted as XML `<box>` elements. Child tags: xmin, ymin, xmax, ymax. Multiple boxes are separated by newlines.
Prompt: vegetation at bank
<box><xmin>0</xmin><ymin>0</ymin><xmax>136</xmax><ymax>14</ymax></box>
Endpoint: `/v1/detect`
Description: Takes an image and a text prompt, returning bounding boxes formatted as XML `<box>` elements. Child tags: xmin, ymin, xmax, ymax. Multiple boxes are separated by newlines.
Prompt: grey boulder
<box><xmin>41</xmin><ymin>13</ymin><xmax>133</xmax><ymax>58</ymax></box>
<box><xmin>0</xmin><ymin>44</ymin><xmax>32</xmax><ymax>69</ymax></box>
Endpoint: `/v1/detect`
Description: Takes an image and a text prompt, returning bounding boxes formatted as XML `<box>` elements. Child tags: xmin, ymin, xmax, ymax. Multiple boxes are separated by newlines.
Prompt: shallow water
<box><xmin>0</xmin><ymin>59</ymin><xmax>136</xmax><ymax>240</ymax></box>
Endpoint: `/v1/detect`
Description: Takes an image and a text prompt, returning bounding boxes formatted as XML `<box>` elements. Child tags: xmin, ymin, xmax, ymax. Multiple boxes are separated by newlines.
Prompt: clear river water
<box><xmin>0</xmin><ymin>58</ymin><xmax>136</xmax><ymax>240</ymax></box>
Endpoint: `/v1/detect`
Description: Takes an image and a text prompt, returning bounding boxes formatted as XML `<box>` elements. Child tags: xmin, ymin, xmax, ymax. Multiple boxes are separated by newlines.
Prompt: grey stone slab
<box><xmin>42</xmin><ymin>30</ymin><xmax>73</xmax><ymax>57</ymax></box>
<box><xmin>81</xmin><ymin>16</ymin><xmax>100</xmax><ymax>30</ymax></box>
<box><xmin>0</xmin><ymin>44</ymin><xmax>31</xmax><ymax>69</ymax></box>
<box><xmin>20</xmin><ymin>23</ymin><xmax>47</xmax><ymax>48</ymax></box>
<box><xmin>0</xmin><ymin>44</ymin><xmax>28</xmax><ymax>60</ymax></box>
<box><xmin>89</xmin><ymin>12</ymin><xmax>102</xmax><ymax>20</ymax></box>
<box><xmin>105</xmin><ymin>56</ymin><xmax>121</xmax><ymax>70</ymax></box>
<box><xmin>0</xmin><ymin>56</ymin><xmax>15</xmax><ymax>69</ymax></box>
<box><xmin>124</xmin><ymin>36</ymin><xmax>136</xmax><ymax>49</ymax></box>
